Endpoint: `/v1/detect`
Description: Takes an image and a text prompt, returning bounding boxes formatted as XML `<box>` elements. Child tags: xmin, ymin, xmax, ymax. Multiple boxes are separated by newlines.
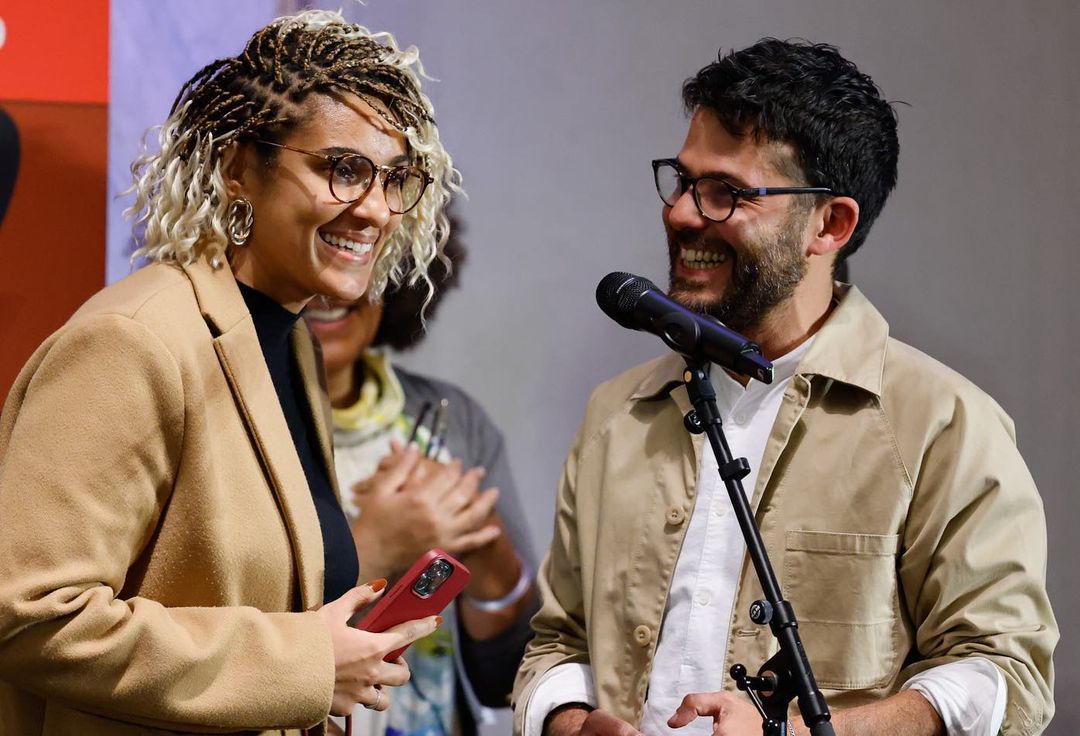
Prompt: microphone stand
<box><xmin>681</xmin><ymin>359</ymin><xmax>835</xmax><ymax>736</ymax></box>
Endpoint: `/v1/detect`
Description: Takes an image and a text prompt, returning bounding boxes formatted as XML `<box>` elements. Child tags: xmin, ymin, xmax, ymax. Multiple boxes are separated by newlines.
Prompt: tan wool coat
<box><xmin>0</xmin><ymin>258</ymin><xmax>341</xmax><ymax>735</ymax></box>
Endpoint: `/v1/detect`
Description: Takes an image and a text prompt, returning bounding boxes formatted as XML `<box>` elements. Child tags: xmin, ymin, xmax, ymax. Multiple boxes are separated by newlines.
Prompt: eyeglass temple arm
<box><xmin>737</xmin><ymin>186</ymin><xmax>835</xmax><ymax>196</ymax></box>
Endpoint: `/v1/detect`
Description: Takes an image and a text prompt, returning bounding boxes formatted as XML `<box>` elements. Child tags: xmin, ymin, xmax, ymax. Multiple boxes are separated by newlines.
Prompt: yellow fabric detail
<box><xmin>332</xmin><ymin>349</ymin><xmax>406</xmax><ymax>435</ymax></box>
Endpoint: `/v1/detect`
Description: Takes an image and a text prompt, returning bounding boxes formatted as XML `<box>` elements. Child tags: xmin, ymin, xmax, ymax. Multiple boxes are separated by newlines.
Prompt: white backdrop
<box><xmin>109</xmin><ymin>1</ymin><xmax>1079</xmax><ymax>732</ymax></box>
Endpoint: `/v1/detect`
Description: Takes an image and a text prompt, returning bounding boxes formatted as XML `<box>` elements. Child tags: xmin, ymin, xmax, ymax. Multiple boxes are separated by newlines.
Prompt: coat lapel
<box><xmin>183</xmin><ymin>259</ymin><xmax>325</xmax><ymax>610</ymax></box>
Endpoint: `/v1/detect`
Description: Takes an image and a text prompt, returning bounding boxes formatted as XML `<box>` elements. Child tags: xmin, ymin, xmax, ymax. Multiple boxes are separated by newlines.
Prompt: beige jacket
<box><xmin>513</xmin><ymin>285</ymin><xmax>1056</xmax><ymax>736</ymax></box>
<box><xmin>0</xmin><ymin>259</ymin><xmax>339</xmax><ymax>735</ymax></box>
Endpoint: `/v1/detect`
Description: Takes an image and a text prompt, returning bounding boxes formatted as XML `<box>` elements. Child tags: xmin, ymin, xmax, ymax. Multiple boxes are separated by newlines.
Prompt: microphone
<box><xmin>596</xmin><ymin>271</ymin><xmax>774</xmax><ymax>384</ymax></box>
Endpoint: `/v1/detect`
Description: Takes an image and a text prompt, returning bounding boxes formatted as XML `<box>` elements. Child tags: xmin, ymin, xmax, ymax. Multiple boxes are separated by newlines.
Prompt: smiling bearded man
<box><xmin>513</xmin><ymin>37</ymin><xmax>1056</xmax><ymax>736</ymax></box>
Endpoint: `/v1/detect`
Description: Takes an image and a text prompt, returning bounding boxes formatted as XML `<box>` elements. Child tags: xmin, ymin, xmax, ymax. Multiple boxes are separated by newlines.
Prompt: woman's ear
<box><xmin>807</xmin><ymin>196</ymin><xmax>860</xmax><ymax>257</ymax></box>
<box><xmin>220</xmin><ymin>141</ymin><xmax>249</xmax><ymax>199</ymax></box>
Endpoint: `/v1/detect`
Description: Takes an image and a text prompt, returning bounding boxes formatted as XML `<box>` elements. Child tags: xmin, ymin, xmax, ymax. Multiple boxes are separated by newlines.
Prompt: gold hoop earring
<box><xmin>226</xmin><ymin>197</ymin><xmax>254</xmax><ymax>246</ymax></box>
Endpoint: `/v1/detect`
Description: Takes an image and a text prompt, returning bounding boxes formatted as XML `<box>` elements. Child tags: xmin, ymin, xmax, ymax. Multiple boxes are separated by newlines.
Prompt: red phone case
<box><xmin>356</xmin><ymin>548</ymin><xmax>470</xmax><ymax>661</ymax></box>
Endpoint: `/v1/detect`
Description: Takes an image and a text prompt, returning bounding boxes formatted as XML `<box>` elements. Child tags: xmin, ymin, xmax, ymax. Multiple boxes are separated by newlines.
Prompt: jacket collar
<box><xmin>183</xmin><ymin>255</ymin><xmax>251</xmax><ymax>337</ymax></box>
<box><xmin>628</xmin><ymin>283</ymin><xmax>889</xmax><ymax>404</ymax></box>
<box><xmin>795</xmin><ymin>284</ymin><xmax>887</xmax><ymax>397</ymax></box>
<box><xmin>182</xmin><ymin>257</ymin><xmax>328</xmax><ymax>611</ymax></box>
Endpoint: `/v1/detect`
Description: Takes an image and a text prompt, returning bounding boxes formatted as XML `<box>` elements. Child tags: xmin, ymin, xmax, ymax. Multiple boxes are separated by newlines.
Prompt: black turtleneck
<box><xmin>237</xmin><ymin>282</ymin><xmax>359</xmax><ymax>605</ymax></box>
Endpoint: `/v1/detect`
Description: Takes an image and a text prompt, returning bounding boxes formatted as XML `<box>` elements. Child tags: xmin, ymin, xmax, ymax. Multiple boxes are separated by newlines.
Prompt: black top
<box><xmin>237</xmin><ymin>282</ymin><xmax>359</xmax><ymax>604</ymax></box>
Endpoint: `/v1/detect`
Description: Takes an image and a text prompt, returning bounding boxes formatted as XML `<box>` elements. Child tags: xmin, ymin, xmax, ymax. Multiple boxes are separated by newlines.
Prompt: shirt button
<box><xmin>714</xmin><ymin>504</ymin><xmax>727</xmax><ymax>517</ymax></box>
<box><xmin>734</xmin><ymin>413</ymin><xmax>748</xmax><ymax>425</ymax></box>
<box><xmin>695</xmin><ymin>591</ymin><xmax>712</xmax><ymax>606</ymax></box>
<box><xmin>666</xmin><ymin>506</ymin><xmax>686</xmax><ymax>525</ymax></box>
<box><xmin>633</xmin><ymin>624</ymin><xmax>652</xmax><ymax>647</ymax></box>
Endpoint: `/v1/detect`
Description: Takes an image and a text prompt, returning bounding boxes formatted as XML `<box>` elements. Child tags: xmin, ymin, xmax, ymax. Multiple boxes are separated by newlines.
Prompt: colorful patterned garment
<box><xmin>387</xmin><ymin>621</ymin><xmax>458</xmax><ymax>736</ymax></box>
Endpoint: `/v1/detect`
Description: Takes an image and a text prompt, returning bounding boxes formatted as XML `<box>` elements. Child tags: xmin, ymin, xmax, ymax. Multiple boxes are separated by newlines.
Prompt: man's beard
<box><xmin>667</xmin><ymin>210</ymin><xmax>808</xmax><ymax>334</ymax></box>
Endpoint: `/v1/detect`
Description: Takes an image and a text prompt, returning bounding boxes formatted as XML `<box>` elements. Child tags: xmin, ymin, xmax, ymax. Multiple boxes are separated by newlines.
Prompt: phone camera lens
<box><xmin>412</xmin><ymin>558</ymin><xmax>454</xmax><ymax>598</ymax></box>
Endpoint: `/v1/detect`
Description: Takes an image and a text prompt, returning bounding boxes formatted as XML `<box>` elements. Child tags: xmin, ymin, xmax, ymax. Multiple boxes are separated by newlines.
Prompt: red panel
<box><xmin>0</xmin><ymin>1</ymin><xmax>109</xmax><ymax>104</ymax></box>
<box><xmin>0</xmin><ymin>101</ymin><xmax>107</xmax><ymax>400</ymax></box>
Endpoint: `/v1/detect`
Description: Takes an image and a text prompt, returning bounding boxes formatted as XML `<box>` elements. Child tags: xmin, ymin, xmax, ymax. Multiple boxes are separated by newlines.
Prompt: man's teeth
<box><xmin>321</xmin><ymin>232</ymin><xmax>373</xmax><ymax>255</ymax></box>
<box><xmin>680</xmin><ymin>246</ymin><xmax>729</xmax><ymax>269</ymax></box>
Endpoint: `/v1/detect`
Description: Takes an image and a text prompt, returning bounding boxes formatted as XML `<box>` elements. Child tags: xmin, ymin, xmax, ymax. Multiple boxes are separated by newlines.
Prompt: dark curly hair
<box><xmin>683</xmin><ymin>38</ymin><xmax>899</xmax><ymax>261</ymax></box>
<box><xmin>372</xmin><ymin>206</ymin><xmax>466</xmax><ymax>351</ymax></box>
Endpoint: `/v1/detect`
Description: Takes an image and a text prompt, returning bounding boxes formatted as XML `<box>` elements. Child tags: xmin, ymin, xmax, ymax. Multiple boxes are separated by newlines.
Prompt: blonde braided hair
<box><xmin>126</xmin><ymin>9</ymin><xmax>459</xmax><ymax>302</ymax></box>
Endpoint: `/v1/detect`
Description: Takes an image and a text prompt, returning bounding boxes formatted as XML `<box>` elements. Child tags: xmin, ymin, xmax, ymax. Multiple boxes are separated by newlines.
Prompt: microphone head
<box><xmin>596</xmin><ymin>272</ymin><xmax>659</xmax><ymax>328</ymax></box>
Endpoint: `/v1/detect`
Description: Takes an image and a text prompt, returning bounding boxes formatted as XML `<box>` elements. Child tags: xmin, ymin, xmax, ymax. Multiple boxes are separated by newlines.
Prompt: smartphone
<box><xmin>356</xmin><ymin>548</ymin><xmax>470</xmax><ymax>661</ymax></box>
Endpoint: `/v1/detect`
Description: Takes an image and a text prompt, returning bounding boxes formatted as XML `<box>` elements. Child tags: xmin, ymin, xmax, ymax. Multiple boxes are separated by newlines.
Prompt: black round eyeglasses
<box><xmin>652</xmin><ymin>158</ymin><xmax>834</xmax><ymax>223</ymax></box>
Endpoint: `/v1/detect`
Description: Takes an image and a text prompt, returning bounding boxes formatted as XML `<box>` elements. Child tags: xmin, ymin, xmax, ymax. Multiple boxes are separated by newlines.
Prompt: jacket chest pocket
<box><xmin>781</xmin><ymin>530</ymin><xmax>903</xmax><ymax>690</ymax></box>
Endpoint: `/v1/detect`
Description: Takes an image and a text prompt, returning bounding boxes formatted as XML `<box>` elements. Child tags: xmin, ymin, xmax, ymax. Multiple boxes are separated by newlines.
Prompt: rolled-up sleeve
<box><xmin>897</xmin><ymin>392</ymin><xmax>1056</xmax><ymax>736</ymax></box>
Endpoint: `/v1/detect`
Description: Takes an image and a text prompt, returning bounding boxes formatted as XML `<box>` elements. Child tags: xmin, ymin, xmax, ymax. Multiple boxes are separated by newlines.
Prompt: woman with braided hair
<box><xmin>0</xmin><ymin>10</ymin><xmax>457</xmax><ymax>736</ymax></box>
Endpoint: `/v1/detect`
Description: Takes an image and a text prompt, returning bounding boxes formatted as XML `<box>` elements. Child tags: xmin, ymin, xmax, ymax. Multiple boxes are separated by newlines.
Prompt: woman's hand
<box><xmin>317</xmin><ymin>580</ymin><xmax>440</xmax><ymax>716</ymax></box>
<box><xmin>350</xmin><ymin>443</ymin><xmax>501</xmax><ymax>579</ymax></box>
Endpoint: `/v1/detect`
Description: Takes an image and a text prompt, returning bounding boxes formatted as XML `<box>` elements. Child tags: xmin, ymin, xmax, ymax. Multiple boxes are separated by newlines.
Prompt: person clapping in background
<box><xmin>307</xmin><ymin>223</ymin><xmax>539</xmax><ymax>736</ymax></box>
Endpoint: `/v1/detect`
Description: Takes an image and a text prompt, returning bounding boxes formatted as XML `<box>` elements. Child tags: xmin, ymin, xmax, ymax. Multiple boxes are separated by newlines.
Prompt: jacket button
<box><xmin>666</xmin><ymin>506</ymin><xmax>686</xmax><ymax>525</ymax></box>
<box><xmin>633</xmin><ymin>624</ymin><xmax>652</xmax><ymax>646</ymax></box>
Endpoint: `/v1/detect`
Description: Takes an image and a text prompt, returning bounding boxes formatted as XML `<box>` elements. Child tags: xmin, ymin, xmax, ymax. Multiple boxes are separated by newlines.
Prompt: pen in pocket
<box><xmin>407</xmin><ymin>400</ymin><xmax>433</xmax><ymax>445</ymax></box>
<box><xmin>426</xmin><ymin>398</ymin><xmax>449</xmax><ymax>458</ymax></box>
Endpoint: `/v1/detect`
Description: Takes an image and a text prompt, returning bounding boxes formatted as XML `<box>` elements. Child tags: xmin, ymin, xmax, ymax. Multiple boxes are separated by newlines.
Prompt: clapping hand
<box><xmin>350</xmin><ymin>442</ymin><xmax>501</xmax><ymax>580</ymax></box>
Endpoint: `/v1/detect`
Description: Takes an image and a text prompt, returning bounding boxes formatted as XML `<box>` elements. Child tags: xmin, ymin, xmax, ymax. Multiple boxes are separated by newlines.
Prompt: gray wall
<box><xmin>357</xmin><ymin>2</ymin><xmax>1079</xmax><ymax>732</ymax></box>
<box><xmin>110</xmin><ymin>1</ymin><xmax>1079</xmax><ymax>731</ymax></box>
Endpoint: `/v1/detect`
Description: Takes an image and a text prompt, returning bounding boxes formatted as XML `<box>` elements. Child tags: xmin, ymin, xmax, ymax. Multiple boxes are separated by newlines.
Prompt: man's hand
<box><xmin>668</xmin><ymin>689</ymin><xmax>946</xmax><ymax>736</ymax></box>
<box><xmin>350</xmin><ymin>442</ymin><xmax>501</xmax><ymax>579</ymax></box>
<box><xmin>668</xmin><ymin>692</ymin><xmax>761</xmax><ymax>735</ymax></box>
<box><xmin>544</xmin><ymin>705</ymin><xmax>642</xmax><ymax>736</ymax></box>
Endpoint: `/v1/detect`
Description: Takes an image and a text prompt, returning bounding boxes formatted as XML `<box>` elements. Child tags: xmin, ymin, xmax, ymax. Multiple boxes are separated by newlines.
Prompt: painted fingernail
<box><xmin>435</xmin><ymin>616</ymin><xmax>443</xmax><ymax>627</ymax></box>
<box><xmin>370</xmin><ymin>578</ymin><xmax>387</xmax><ymax>592</ymax></box>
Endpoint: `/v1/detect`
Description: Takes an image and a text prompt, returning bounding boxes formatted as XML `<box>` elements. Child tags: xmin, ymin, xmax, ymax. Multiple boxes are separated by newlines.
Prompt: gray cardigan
<box><xmin>394</xmin><ymin>366</ymin><xmax>539</xmax><ymax>709</ymax></box>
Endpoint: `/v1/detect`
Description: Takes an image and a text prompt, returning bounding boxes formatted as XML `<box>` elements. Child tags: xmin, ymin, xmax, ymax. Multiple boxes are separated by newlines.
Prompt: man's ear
<box><xmin>220</xmin><ymin>141</ymin><xmax>250</xmax><ymax>199</ymax></box>
<box><xmin>807</xmin><ymin>196</ymin><xmax>859</xmax><ymax>257</ymax></box>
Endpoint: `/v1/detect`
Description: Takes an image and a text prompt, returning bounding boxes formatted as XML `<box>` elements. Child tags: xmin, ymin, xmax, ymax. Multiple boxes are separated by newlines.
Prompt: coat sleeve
<box><xmin>511</xmin><ymin>423</ymin><xmax>592</xmax><ymax>736</ymax></box>
<box><xmin>0</xmin><ymin>314</ymin><xmax>334</xmax><ymax>732</ymax></box>
<box><xmin>896</xmin><ymin>391</ymin><xmax>1057</xmax><ymax>736</ymax></box>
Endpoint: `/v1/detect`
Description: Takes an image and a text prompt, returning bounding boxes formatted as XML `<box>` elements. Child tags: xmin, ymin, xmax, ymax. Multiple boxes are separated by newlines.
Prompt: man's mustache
<box><xmin>667</xmin><ymin>229</ymin><xmax>733</xmax><ymax>251</ymax></box>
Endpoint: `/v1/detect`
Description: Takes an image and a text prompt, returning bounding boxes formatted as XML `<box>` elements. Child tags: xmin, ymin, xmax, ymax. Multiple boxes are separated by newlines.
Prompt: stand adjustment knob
<box><xmin>750</xmin><ymin>599</ymin><xmax>774</xmax><ymax>625</ymax></box>
<box><xmin>683</xmin><ymin>410</ymin><xmax>704</xmax><ymax>434</ymax></box>
<box><xmin>730</xmin><ymin>663</ymin><xmax>779</xmax><ymax>696</ymax></box>
<box><xmin>719</xmin><ymin>458</ymin><xmax>751</xmax><ymax>481</ymax></box>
